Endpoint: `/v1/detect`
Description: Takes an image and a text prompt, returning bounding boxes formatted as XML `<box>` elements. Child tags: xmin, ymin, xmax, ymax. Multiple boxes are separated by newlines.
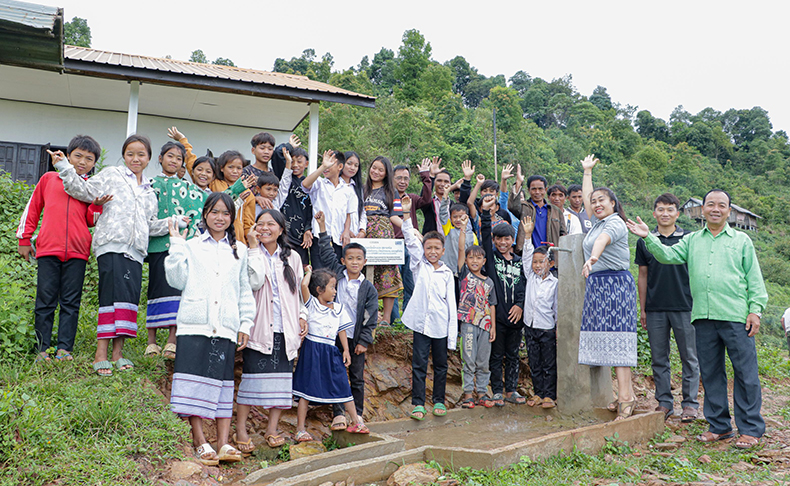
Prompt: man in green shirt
<box><xmin>627</xmin><ymin>189</ymin><xmax>767</xmax><ymax>449</ymax></box>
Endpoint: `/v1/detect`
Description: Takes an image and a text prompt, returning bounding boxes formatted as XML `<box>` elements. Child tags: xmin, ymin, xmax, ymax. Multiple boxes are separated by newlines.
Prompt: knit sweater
<box><xmin>148</xmin><ymin>175</ymin><xmax>206</xmax><ymax>254</ymax></box>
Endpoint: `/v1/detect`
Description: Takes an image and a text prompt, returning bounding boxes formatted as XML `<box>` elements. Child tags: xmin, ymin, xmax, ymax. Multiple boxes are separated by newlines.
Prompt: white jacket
<box><xmin>165</xmin><ymin>233</ymin><xmax>255</xmax><ymax>342</ymax></box>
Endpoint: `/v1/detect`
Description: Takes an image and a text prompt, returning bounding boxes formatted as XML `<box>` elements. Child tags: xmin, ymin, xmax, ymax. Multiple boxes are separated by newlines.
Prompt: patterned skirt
<box><xmin>237</xmin><ymin>333</ymin><xmax>294</xmax><ymax>409</ymax></box>
<box><xmin>578</xmin><ymin>270</ymin><xmax>638</xmax><ymax>367</ymax></box>
<box><xmin>97</xmin><ymin>253</ymin><xmax>142</xmax><ymax>340</ymax></box>
<box><xmin>366</xmin><ymin>214</ymin><xmax>403</xmax><ymax>299</ymax></box>
<box><xmin>145</xmin><ymin>251</ymin><xmax>181</xmax><ymax>329</ymax></box>
<box><xmin>170</xmin><ymin>335</ymin><xmax>236</xmax><ymax>419</ymax></box>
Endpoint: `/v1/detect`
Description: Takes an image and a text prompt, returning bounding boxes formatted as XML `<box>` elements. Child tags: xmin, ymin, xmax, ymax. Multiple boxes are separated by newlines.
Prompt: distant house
<box><xmin>0</xmin><ymin>0</ymin><xmax>374</xmax><ymax>184</ymax></box>
<box><xmin>680</xmin><ymin>197</ymin><xmax>761</xmax><ymax>231</ymax></box>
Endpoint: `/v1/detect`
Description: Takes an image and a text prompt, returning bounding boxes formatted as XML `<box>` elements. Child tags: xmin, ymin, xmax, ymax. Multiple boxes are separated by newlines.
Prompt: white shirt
<box><xmin>336</xmin><ymin>269</ymin><xmax>364</xmax><ymax>339</ymax></box>
<box><xmin>782</xmin><ymin>307</ymin><xmax>790</xmax><ymax>332</ymax></box>
<box><xmin>304</xmin><ymin>177</ymin><xmax>355</xmax><ymax>245</ymax></box>
<box><xmin>522</xmin><ymin>239</ymin><xmax>558</xmax><ymax>330</ymax></box>
<box><xmin>305</xmin><ymin>297</ymin><xmax>354</xmax><ymax>345</ymax></box>
<box><xmin>198</xmin><ymin>230</ymin><xmax>232</xmax><ymax>329</ymax></box>
<box><xmin>401</xmin><ymin>218</ymin><xmax>458</xmax><ymax>350</ymax></box>
<box><xmin>262</xmin><ymin>245</ymin><xmax>283</xmax><ymax>333</ymax></box>
<box><xmin>564</xmin><ymin>208</ymin><xmax>583</xmax><ymax>236</ymax></box>
<box><xmin>346</xmin><ymin>179</ymin><xmax>367</xmax><ymax>234</ymax></box>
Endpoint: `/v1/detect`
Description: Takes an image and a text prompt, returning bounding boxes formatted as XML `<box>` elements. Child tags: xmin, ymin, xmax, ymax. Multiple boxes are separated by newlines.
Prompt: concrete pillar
<box><xmin>308</xmin><ymin>102</ymin><xmax>319</xmax><ymax>174</ymax></box>
<box><xmin>555</xmin><ymin>233</ymin><xmax>612</xmax><ymax>414</ymax></box>
<box><xmin>126</xmin><ymin>80</ymin><xmax>140</xmax><ymax>137</ymax></box>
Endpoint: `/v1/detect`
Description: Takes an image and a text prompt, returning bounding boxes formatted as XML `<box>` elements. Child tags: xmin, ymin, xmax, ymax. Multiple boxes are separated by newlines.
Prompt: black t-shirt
<box><xmin>634</xmin><ymin>226</ymin><xmax>693</xmax><ymax>312</ymax></box>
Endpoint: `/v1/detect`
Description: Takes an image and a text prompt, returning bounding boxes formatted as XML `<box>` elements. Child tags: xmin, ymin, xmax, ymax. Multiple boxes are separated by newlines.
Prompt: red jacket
<box><xmin>17</xmin><ymin>172</ymin><xmax>102</xmax><ymax>261</ymax></box>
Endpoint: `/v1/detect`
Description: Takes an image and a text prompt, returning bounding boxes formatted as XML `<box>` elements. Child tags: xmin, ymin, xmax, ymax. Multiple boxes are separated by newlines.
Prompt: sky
<box><xmin>47</xmin><ymin>0</ymin><xmax>790</xmax><ymax>133</ymax></box>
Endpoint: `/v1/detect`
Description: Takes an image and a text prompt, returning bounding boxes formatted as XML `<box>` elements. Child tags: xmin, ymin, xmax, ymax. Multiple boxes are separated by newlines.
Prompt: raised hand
<box><xmin>282</xmin><ymin>146</ymin><xmax>293</xmax><ymax>169</ymax></box>
<box><xmin>401</xmin><ymin>194</ymin><xmax>412</xmax><ymax>214</ymax></box>
<box><xmin>167</xmin><ymin>126</ymin><xmax>184</xmax><ymax>141</ymax></box>
<box><xmin>501</xmin><ymin>164</ymin><xmax>514</xmax><ymax>181</ymax></box>
<box><xmin>47</xmin><ymin>149</ymin><xmax>66</xmax><ymax>164</ymax></box>
<box><xmin>461</xmin><ymin>160</ymin><xmax>475</xmax><ymax>180</ymax></box>
<box><xmin>475</xmin><ymin>173</ymin><xmax>485</xmax><ymax>185</ymax></box>
<box><xmin>459</xmin><ymin>213</ymin><xmax>469</xmax><ymax>228</ymax></box>
<box><xmin>314</xmin><ymin>211</ymin><xmax>326</xmax><ymax>233</ymax></box>
<box><xmin>515</xmin><ymin>164</ymin><xmax>524</xmax><ymax>187</ymax></box>
<box><xmin>417</xmin><ymin>158</ymin><xmax>431</xmax><ymax>173</ymax></box>
<box><xmin>242</xmin><ymin>174</ymin><xmax>257</xmax><ymax>189</ymax></box>
<box><xmin>289</xmin><ymin>134</ymin><xmax>301</xmax><ymax>148</ymax></box>
<box><xmin>581</xmin><ymin>154</ymin><xmax>599</xmax><ymax>171</ymax></box>
<box><xmin>520</xmin><ymin>215</ymin><xmax>534</xmax><ymax>236</ymax></box>
<box><xmin>321</xmin><ymin>150</ymin><xmax>337</xmax><ymax>169</ymax></box>
<box><xmin>481</xmin><ymin>195</ymin><xmax>496</xmax><ymax>211</ymax></box>
<box><xmin>626</xmin><ymin>217</ymin><xmax>650</xmax><ymax>238</ymax></box>
<box><xmin>92</xmin><ymin>194</ymin><xmax>114</xmax><ymax>206</ymax></box>
<box><xmin>429</xmin><ymin>156</ymin><xmax>443</xmax><ymax>177</ymax></box>
<box><xmin>168</xmin><ymin>218</ymin><xmax>187</xmax><ymax>239</ymax></box>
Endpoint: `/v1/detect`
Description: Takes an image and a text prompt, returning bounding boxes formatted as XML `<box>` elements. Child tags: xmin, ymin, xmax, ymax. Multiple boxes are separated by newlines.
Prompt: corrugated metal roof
<box><xmin>64</xmin><ymin>45</ymin><xmax>375</xmax><ymax>105</ymax></box>
<box><xmin>681</xmin><ymin>197</ymin><xmax>760</xmax><ymax>218</ymax></box>
<box><xmin>0</xmin><ymin>0</ymin><xmax>59</xmax><ymax>31</ymax></box>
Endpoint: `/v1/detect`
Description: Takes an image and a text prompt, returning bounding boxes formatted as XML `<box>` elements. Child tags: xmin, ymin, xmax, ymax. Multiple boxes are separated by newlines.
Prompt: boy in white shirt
<box><xmin>400</xmin><ymin>195</ymin><xmax>457</xmax><ymax>421</ymax></box>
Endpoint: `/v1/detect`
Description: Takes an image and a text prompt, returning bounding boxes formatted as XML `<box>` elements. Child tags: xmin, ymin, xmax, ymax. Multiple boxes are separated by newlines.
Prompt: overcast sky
<box><xmin>48</xmin><ymin>0</ymin><xmax>790</xmax><ymax>134</ymax></box>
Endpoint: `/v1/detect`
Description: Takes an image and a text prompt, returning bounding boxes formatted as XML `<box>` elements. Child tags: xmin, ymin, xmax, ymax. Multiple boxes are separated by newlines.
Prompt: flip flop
<box><xmin>195</xmin><ymin>443</ymin><xmax>219</xmax><ymax>466</ymax></box>
<box><xmin>330</xmin><ymin>415</ymin><xmax>348</xmax><ymax>431</ymax></box>
<box><xmin>433</xmin><ymin>403</ymin><xmax>447</xmax><ymax>417</ymax></box>
<box><xmin>217</xmin><ymin>444</ymin><xmax>242</xmax><ymax>463</ymax></box>
<box><xmin>35</xmin><ymin>352</ymin><xmax>52</xmax><ymax>364</ymax></box>
<box><xmin>92</xmin><ymin>360</ymin><xmax>113</xmax><ymax>377</ymax></box>
<box><xmin>697</xmin><ymin>430</ymin><xmax>735</xmax><ymax>443</ymax></box>
<box><xmin>541</xmin><ymin>397</ymin><xmax>556</xmax><ymax>409</ymax></box>
<box><xmin>526</xmin><ymin>396</ymin><xmax>542</xmax><ymax>407</ymax></box>
<box><xmin>477</xmin><ymin>396</ymin><xmax>495</xmax><ymax>408</ymax></box>
<box><xmin>733</xmin><ymin>435</ymin><xmax>760</xmax><ymax>449</ymax></box>
<box><xmin>410</xmin><ymin>405</ymin><xmax>427</xmax><ymax>421</ymax></box>
<box><xmin>504</xmin><ymin>391</ymin><xmax>526</xmax><ymax>405</ymax></box>
<box><xmin>232</xmin><ymin>432</ymin><xmax>256</xmax><ymax>454</ymax></box>
<box><xmin>55</xmin><ymin>349</ymin><xmax>74</xmax><ymax>361</ymax></box>
<box><xmin>162</xmin><ymin>343</ymin><xmax>177</xmax><ymax>360</ymax></box>
<box><xmin>114</xmin><ymin>358</ymin><xmax>134</xmax><ymax>371</ymax></box>
<box><xmin>346</xmin><ymin>423</ymin><xmax>370</xmax><ymax>434</ymax></box>
<box><xmin>144</xmin><ymin>343</ymin><xmax>162</xmax><ymax>356</ymax></box>
<box><xmin>264</xmin><ymin>434</ymin><xmax>285</xmax><ymax>448</ymax></box>
<box><xmin>461</xmin><ymin>397</ymin><xmax>476</xmax><ymax>409</ymax></box>
<box><xmin>295</xmin><ymin>430</ymin><xmax>314</xmax><ymax>443</ymax></box>
<box><xmin>492</xmin><ymin>393</ymin><xmax>506</xmax><ymax>407</ymax></box>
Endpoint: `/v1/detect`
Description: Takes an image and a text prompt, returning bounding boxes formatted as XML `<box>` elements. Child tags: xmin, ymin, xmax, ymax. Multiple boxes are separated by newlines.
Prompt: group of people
<box><xmin>17</xmin><ymin>128</ymin><xmax>770</xmax><ymax>463</ymax></box>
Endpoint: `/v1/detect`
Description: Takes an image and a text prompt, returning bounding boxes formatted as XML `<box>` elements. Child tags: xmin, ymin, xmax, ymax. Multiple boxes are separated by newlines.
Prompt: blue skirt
<box><xmin>579</xmin><ymin>270</ymin><xmax>637</xmax><ymax>367</ymax></box>
<box><xmin>292</xmin><ymin>338</ymin><xmax>353</xmax><ymax>404</ymax></box>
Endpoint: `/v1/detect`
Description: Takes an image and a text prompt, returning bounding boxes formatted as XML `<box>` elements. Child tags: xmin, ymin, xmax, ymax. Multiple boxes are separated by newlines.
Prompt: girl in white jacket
<box><xmin>165</xmin><ymin>192</ymin><xmax>255</xmax><ymax>465</ymax></box>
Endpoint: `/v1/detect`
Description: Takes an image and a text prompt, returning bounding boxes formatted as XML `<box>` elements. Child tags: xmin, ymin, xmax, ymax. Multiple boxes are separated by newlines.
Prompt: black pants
<box><xmin>333</xmin><ymin>337</ymin><xmax>366</xmax><ymax>418</ymax></box>
<box><xmin>489</xmin><ymin>320</ymin><xmax>521</xmax><ymax>395</ymax></box>
<box><xmin>411</xmin><ymin>331</ymin><xmax>448</xmax><ymax>406</ymax></box>
<box><xmin>525</xmin><ymin>326</ymin><xmax>557</xmax><ymax>400</ymax></box>
<box><xmin>34</xmin><ymin>256</ymin><xmax>87</xmax><ymax>352</ymax></box>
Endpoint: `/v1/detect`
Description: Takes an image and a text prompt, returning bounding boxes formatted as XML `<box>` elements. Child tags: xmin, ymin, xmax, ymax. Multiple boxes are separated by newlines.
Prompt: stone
<box><xmin>387</xmin><ymin>463</ymin><xmax>440</xmax><ymax>486</ymax></box>
<box><xmin>173</xmin><ymin>481</ymin><xmax>196</xmax><ymax>486</ymax></box>
<box><xmin>170</xmin><ymin>461</ymin><xmax>202</xmax><ymax>480</ymax></box>
<box><xmin>290</xmin><ymin>441</ymin><xmax>328</xmax><ymax>460</ymax></box>
<box><xmin>318</xmin><ymin>482</ymin><xmax>333</xmax><ymax>486</ymax></box>
<box><xmin>437</xmin><ymin>479</ymin><xmax>460</xmax><ymax>486</ymax></box>
<box><xmin>667</xmin><ymin>435</ymin><xmax>686</xmax><ymax>443</ymax></box>
<box><xmin>653</xmin><ymin>442</ymin><xmax>679</xmax><ymax>451</ymax></box>
<box><xmin>698</xmin><ymin>454</ymin><xmax>712</xmax><ymax>464</ymax></box>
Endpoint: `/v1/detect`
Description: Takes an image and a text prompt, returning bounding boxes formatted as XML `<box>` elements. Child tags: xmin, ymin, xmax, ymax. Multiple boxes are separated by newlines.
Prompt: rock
<box><xmin>387</xmin><ymin>463</ymin><xmax>440</xmax><ymax>486</ymax></box>
<box><xmin>546</xmin><ymin>415</ymin><xmax>554</xmax><ymax>422</ymax></box>
<box><xmin>170</xmin><ymin>461</ymin><xmax>202</xmax><ymax>480</ymax></box>
<box><xmin>653</xmin><ymin>442</ymin><xmax>679</xmax><ymax>451</ymax></box>
<box><xmin>173</xmin><ymin>481</ymin><xmax>196</xmax><ymax>486</ymax></box>
<box><xmin>290</xmin><ymin>441</ymin><xmax>327</xmax><ymax>460</ymax></box>
<box><xmin>667</xmin><ymin>435</ymin><xmax>686</xmax><ymax>443</ymax></box>
<box><xmin>698</xmin><ymin>454</ymin><xmax>712</xmax><ymax>464</ymax></box>
<box><xmin>653</xmin><ymin>452</ymin><xmax>673</xmax><ymax>458</ymax></box>
<box><xmin>437</xmin><ymin>479</ymin><xmax>460</xmax><ymax>486</ymax></box>
<box><xmin>318</xmin><ymin>482</ymin><xmax>333</xmax><ymax>486</ymax></box>
<box><xmin>334</xmin><ymin>482</ymin><xmax>346</xmax><ymax>486</ymax></box>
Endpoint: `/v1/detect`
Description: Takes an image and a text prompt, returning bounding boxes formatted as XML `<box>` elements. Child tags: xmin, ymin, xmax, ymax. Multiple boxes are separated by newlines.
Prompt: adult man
<box><xmin>782</xmin><ymin>307</ymin><xmax>790</xmax><ymax>356</ymax></box>
<box><xmin>547</xmin><ymin>184</ymin><xmax>582</xmax><ymax>235</ymax></box>
<box><xmin>567</xmin><ymin>184</ymin><xmax>592</xmax><ymax>234</ymax></box>
<box><xmin>635</xmin><ymin>193</ymin><xmax>699</xmax><ymax>422</ymax></box>
<box><xmin>628</xmin><ymin>189</ymin><xmax>768</xmax><ymax>449</ymax></box>
<box><xmin>419</xmin><ymin>159</ymin><xmax>450</xmax><ymax>235</ymax></box>
<box><xmin>508</xmin><ymin>175</ymin><xmax>566</xmax><ymax>252</ymax></box>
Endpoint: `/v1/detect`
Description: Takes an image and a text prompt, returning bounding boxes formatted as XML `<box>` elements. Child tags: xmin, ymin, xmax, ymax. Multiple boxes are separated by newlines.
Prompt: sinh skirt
<box><xmin>237</xmin><ymin>333</ymin><xmax>294</xmax><ymax>409</ymax></box>
<box><xmin>145</xmin><ymin>251</ymin><xmax>181</xmax><ymax>329</ymax></box>
<box><xmin>170</xmin><ymin>335</ymin><xmax>236</xmax><ymax>419</ymax></box>
<box><xmin>97</xmin><ymin>253</ymin><xmax>142</xmax><ymax>340</ymax></box>
<box><xmin>292</xmin><ymin>337</ymin><xmax>353</xmax><ymax>404</ymax></box>
<box><xmin>366</xmin><ymin>214</ymin><xmax>403</xmax><ymax>299</ymax></box>
<box><xmin>578</xmin><ymin>270</ymin><xmax>638</xmax><ymax>368</ymax></box>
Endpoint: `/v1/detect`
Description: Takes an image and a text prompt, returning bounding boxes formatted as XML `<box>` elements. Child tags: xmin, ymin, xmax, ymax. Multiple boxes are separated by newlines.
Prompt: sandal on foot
<box><xmin>461</xmin><ymin>397</ymin><xmax>476</xmax><ymax>409</ymax></box>
<box><xmin>144</xmin><ymin>343</ymin><xmax>162</xmax><ymax>356</ymax></box>
<box><xmin>346</xmin><ymin>423</ymin><xmax>370</xmax><ymax>434</ymax></box>
<box><xmin>330</xmin><ymin>415</ymin><xmax>348</xmax><ymax>431</ymax></box>
<box><xmin>217</xmin><ymin>444</ymin><xmax>242</xmax><ymax>463</ymax></box>
<box><xmin>114</xmin><ymin>358</ymin><xmax>134</xmax><ymax>371</ymax></box>
<box><xmin>607</xmin><ymin>400</ymin><xmax>618</xmax><ymax>412</ymax></box>
<box><xmin>195</xmin><ymin>443</ymin><xmax>219</xmax><ymax>466</ymax></box>
<box><xmin>697</xmin><ymin>430</ymin><xmax>735</xmax><ymax>443</ymax></box>
<box><xmin>433</xmin><ymin>403</ymin><xmax>447</xmax><ymax>417</ymax></box>
<box><xmin>681</xmin><ymin>406</ymin><xmax>698</xmax><ymax>423</ymax></box>
<box><xmin>541</xmin><ymin>397</ymin><xmax>556</xmax><ymax>409</ymax></box>
<box><xmin>492</xmin><ymin>393</ymin><xmax>506</xmax><ymax>407</ymax></box>
<box><xmin>35</xmin><ymin>352</ymin><xmax>52</xmax><ymax>364</ymax></box>
<box><xmin>410</xmin><ymin>406</ymin><xmax>427</xmax><ymax>421</ymax></box>
<box><xmin>477</xmin><ymin>396</ymin><xmax>495</xmax><ymax>408</ymax></box>
<box><xmin>264</xmin><ymin>434</ymin><xmax>285</xmax><ymax>448</ymax></box>
<box><xmin>733</xmin><ymin>434</ymin><xmax>760</xmax><ymax>449</ymax></box>
<box><xmin>526</xmin><ymin>396</ymin><xmax>542</xmax><ymax>407</ymax></box>
<box><xmin>615</xmin><ymin>399</ymin><xmax>636</xmax><ymax>420</ymax></box>
<box><xmin>92</xmin><ymin>360</ymin><xmax>113</xmax><ymax>377</ymax></box>
<box><xmin>504</xmin><ymin>391</ymin><xmax>526</xmax><ymax>405</ymax></box>
<box><xmin>232</xmin><ymin>433</ymin><xmax>256</xmax><ymax>454</ymax></box>
<box><xmin>55</xmin><ymin>349</ymin><xmax>73</xmax><ymax>361</ymax></box>
<box><xmin>656</xmin><ymin>405</ymin><xmax>673</xmax><ymax>421</ymax></box>
<box><xmin>162</xmin><ymin>343</ymin><xmax>176</xmax><ymax>360</ymax></box>
<box><xmin>295</xmin><ymin>430</ymin><xmax>314</xmax><ymax>443</ymax></box>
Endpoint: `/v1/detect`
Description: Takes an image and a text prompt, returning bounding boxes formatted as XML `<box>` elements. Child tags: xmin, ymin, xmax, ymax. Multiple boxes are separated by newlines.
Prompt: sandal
<box><xmin>217</xmin><ymin>444</ymin><xmax>242</xmax><ymax>463</ymax></box>
<box><xmin>433</xmin><ymin>403</ymin><xmax>447</xmax><ymax>417</ymax></box>
<box><xmin>477</xmin><ymin>396</ymin><xmax>495</xmax><ymax>408</ymax></box>
<box><xmin>461</xmin><ymin>397</ymin><xmax>476</xmax><ymax>409</ymax></box>
<box><xmin>681</xmin><ymin>406</ymin><xmax>698</xmax><ymax>423</ymax></box>
<box><xmin>504</xmin><ymin>391</ymin><xmax>526</xmax><ymax>405</ymax></box>
<box><xmin>526</xmin><ymin>396</ymin><xmax>542</xmax><ymax>407</ymax></box>
<box><xmin>346</xmin><ymin>423</ymin><xmax>370</xmax><ymax>434</ymax></box>
<box><xmin>733</xmin><ymin>434</ymin><xmax>760</xmax><ymax>449</ymax></box>
<box><xmin>162</xmin><ymin>343</ymin><xmax>177</xmax><ymax>360</ymax></box>
<box><xmin>232</xmin><ymin>433</ymin><xmax>256</xmax><ymax>454</ymax></box>
<box><xmin>295</xmin><ymin>430</ymin><xmax>314</xmax><ymax>443</ymax></box>
<box><xmin>55</xmin><ymin>349</ymin><xmax>74</xmax><ymax>361</ymax></box>
<box><xmin>195</xmin><ymin>443</ymin><xmax>219</xmax><ymax>466</ymax></box>
<box><xmin>656</xmin><ymin>405</ymin><xmax>673</xmax><ymax>421</ymax></box>
<box><xmin>35</xmin><ymin>352</ymin><xmax>52</xmax><ymax>364</ymax></box>
<box><xmin>492</xmin><ymin>393</ymin><xmax>506</xmax><ymax>407</ymax></box>
<box><xmin>697</xmin><ymin>430</ymin><xmax>735</xmax><ymax>443</ymax></box>
<box><xmin>410</xmin><ymin>405</ymin><xmax>427</xmax><ymax>421</ymax></box>
<box><xmin>330</xmin><ymin>415</ymin><xmax>348</xmax><ymax>431</ymax></box>
<box><xmin>264</xmin><ymin>434</ymin><xmax>285</xmax><ymax>448</ymax></box>
<box><xmin>144</xmin><ymin>343</ymin><xmax>162</xmax><ymax>356</ymax></box>
<box><xmin>92</xmin><ymin>360</ymin><xmax>113</xmax><ymax>377</ymax></box>
<box><xmin>541</xmin><ymin>397</ymin><xmax>556</xmax><ymax>409</ymax></box>
<box><xmin>114</xmin><ymin>358</ymin><xmax>134</xmax><ymax>371</ymax></box>
<box><xmin>614</xmin><ymin>399</ymin><xmax>636</xmax><ymax>421</ymax></box>
<box><xmin>607</xmin><ymin>400</ymin><xmax>618</xmax><ymax>412</ymax></box>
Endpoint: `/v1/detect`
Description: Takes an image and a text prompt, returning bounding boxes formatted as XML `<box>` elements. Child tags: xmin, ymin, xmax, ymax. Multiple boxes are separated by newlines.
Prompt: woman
<box><xmin>578</xmin><ymin>154</ymin><xmax>637</xmax><ymax>420</ymax></box>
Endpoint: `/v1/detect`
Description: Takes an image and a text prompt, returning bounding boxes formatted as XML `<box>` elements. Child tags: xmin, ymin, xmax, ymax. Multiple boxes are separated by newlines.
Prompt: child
<box><xmin>165</xmin><ymin>192</ymin><xmax>255</xmax><ymax>465</ymax></box>
<box><xmin>189</xmin><ymin>156</ymin><xmax>216</xmax><ymax>193</ymax></box>
<box><xmin>439</xmin><ymin>201</ymin><xmax>476</xmax><ymax>277</ymax></box>
<box><xmin>520</xmin><ymin>216</ymin><xmax>559</xmax><ymax>409</ymax></box>
<box><xmin>315</xmin><ymin>211</ymin><xmax>378</xmax><ymax>430</ymax></box>
<box><xmin>342</xmin><ymin>151</ymin><xmax>367</xmax><ymax>240</ymax></box>
<box><xmin>480</xmin><ymin>197</ymin><xmax>526</xmax><ymax>406</ymax></box>
<box><xmin>468</xmin><ymin>174</ymin><xmax>506</xmax><ymax>239</ymax></box>
<box><xmin>457</xmin><ymin>213</ymin><xmax>497</xmax><ymax>409</ymax></box>
<box><xmin>17</xmin><ymin>135</ymin><xmax>108</xmax><ymax>362</ymax></box>
<box><xmin>254</xmin><ymin>162</ymin><xmax>290</xmax><ymax>217</ymax></box>
<box><xmin>270</xmin><ymin>139</ymin><xmax>314</xmax><ymax>266</ymax></box>
<box><xmin>292</xmin><ymin>266</ymin><xmax>369</xmax><ymax>441</ymax></box>
<box><xmin>145</xmin><ymin>141</ymin><xmax>205</xmax><ymax>359</ymax></box>
<box><xmin>301</xmin><ymin>150</ymin><xmax>355</xmax><ymax>262</ymax></box>
<box><xmin>245</xmin><ymin>131</ymin><xmax>275</xmax><ymax>178</ymax></box>
<box><xmin>214</xmin><ymin>150</ymin><xmax>256</xmax><ymax>240</ymax></box>
<box><xmin>236</xmin><ymin>209</ymin><xmax>307</xmax><ymax>451</ymax></box>
<box><xmin>400</xmin><ymin>195</ymin><xmax>457</xmax><ymax>420</ymax></box>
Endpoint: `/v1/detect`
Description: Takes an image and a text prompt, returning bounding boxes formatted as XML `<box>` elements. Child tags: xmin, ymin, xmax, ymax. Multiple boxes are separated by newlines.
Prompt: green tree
<box><xmin>447</xmin><ymin>56</ymin><xmax>474</xmax><ymax>96</ymax></box>
<box><xmin>489</xmin><ymin>86</ymin><xmax>523</xmax><ymax>133</ymax></box>
<box><xmin>635</xmin><ymin>110</ymin><xmax>670</xmax><ymax>142</ymax></box>
<box><xmin>394</xmin><ymin>29</ymin><xmax>432</xmax><ymax>103</ymax></box>
<box><xmin>589</xmin><ymin>85</ymin><xmax>613</xmax><ymax>111</ymax></box>
<box><xmin>418</xmin><ymin>63</ymin><xmax>453</xmax><ymax>103</ymax></box>
<box><xmin>213</xmin><ymin>57</ymin><xmax>235</xmax><ymax>67</ymax></box>
<box><xmin>64</xmin><ymin>17</ymin><xmax>91</xmax><ymax>47</ymax></box>
<box><xmin>189</xmin><ymin>49</ymin><xmax>209</xmax><ymax>64</ymax></box>
<box><xmin>509</xmin><ymin>70</ymin><xmax>533</xmax><ymax>96</ymax></box>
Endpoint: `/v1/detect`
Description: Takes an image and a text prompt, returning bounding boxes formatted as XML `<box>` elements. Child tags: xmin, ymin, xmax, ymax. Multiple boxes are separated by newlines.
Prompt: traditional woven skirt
<box><xmin>237</xmin><ymin>333</ymin><xmax>294</xmax><ymax>409</ymax></box>
<box><xmin>170</xmin><ymin>335</ymin><xmax>236</xmax><ymax>419</ymax></box>
<box><xmin>292</xmin><ymin>337</ymin><xmax>353</xmax><ymax>404</ymax></box>
<box><xmin>366</xmin><ymin>214</ymin><xmax>403</xmax><ymax>299</ymax></box>
<box><xmin>97</xmin><ymin>253</ymin><xmax>142</xmax><ymax>340</ymax></box>
<box><xmin>145</xmin><ymin>251</ymin><xmax>181</xmax><ymax>329</ymax></box>
<box><xmin>578</xmin><ymin>270</ymin><xmax>638</xmax><ymax>367</ymax></box>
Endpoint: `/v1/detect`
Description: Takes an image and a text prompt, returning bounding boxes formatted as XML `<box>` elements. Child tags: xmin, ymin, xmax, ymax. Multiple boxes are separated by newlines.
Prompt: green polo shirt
<box><xmin>643</xmin><ymin>223</ymin><xmax>767</xmax><ymax>324</ymax></box>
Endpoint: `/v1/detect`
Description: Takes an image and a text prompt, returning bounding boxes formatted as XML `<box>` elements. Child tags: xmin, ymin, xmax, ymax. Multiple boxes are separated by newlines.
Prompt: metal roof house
<box><xmin>680</xmin><ymin>197</ymin><xmax>761</xmax><ymax>231</ymax></box>
<box><xmin>0</xmin><ymin>0</ymin><xmax>375</xmax><ymax>183</ymax></box>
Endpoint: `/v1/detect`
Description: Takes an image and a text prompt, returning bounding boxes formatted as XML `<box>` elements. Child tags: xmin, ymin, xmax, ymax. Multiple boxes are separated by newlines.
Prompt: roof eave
<box><xmin>63</xmin><ymin>58</ymin><xmax>376</xmax><ymax>108</ymax></box>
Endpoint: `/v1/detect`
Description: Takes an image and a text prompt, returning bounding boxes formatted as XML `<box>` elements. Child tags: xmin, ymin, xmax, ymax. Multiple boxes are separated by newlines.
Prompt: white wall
<box><xmin>0</xmin><ymin>99</ymin><xmax>291</xmax><ymax>179</ymax></box>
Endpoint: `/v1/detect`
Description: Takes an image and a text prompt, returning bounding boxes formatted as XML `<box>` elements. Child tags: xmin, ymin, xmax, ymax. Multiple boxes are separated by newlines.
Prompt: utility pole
<box><xmin>493</xmin><ymin>107</ymin><xmax>498</xmax><ymax>182</ymax></box>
